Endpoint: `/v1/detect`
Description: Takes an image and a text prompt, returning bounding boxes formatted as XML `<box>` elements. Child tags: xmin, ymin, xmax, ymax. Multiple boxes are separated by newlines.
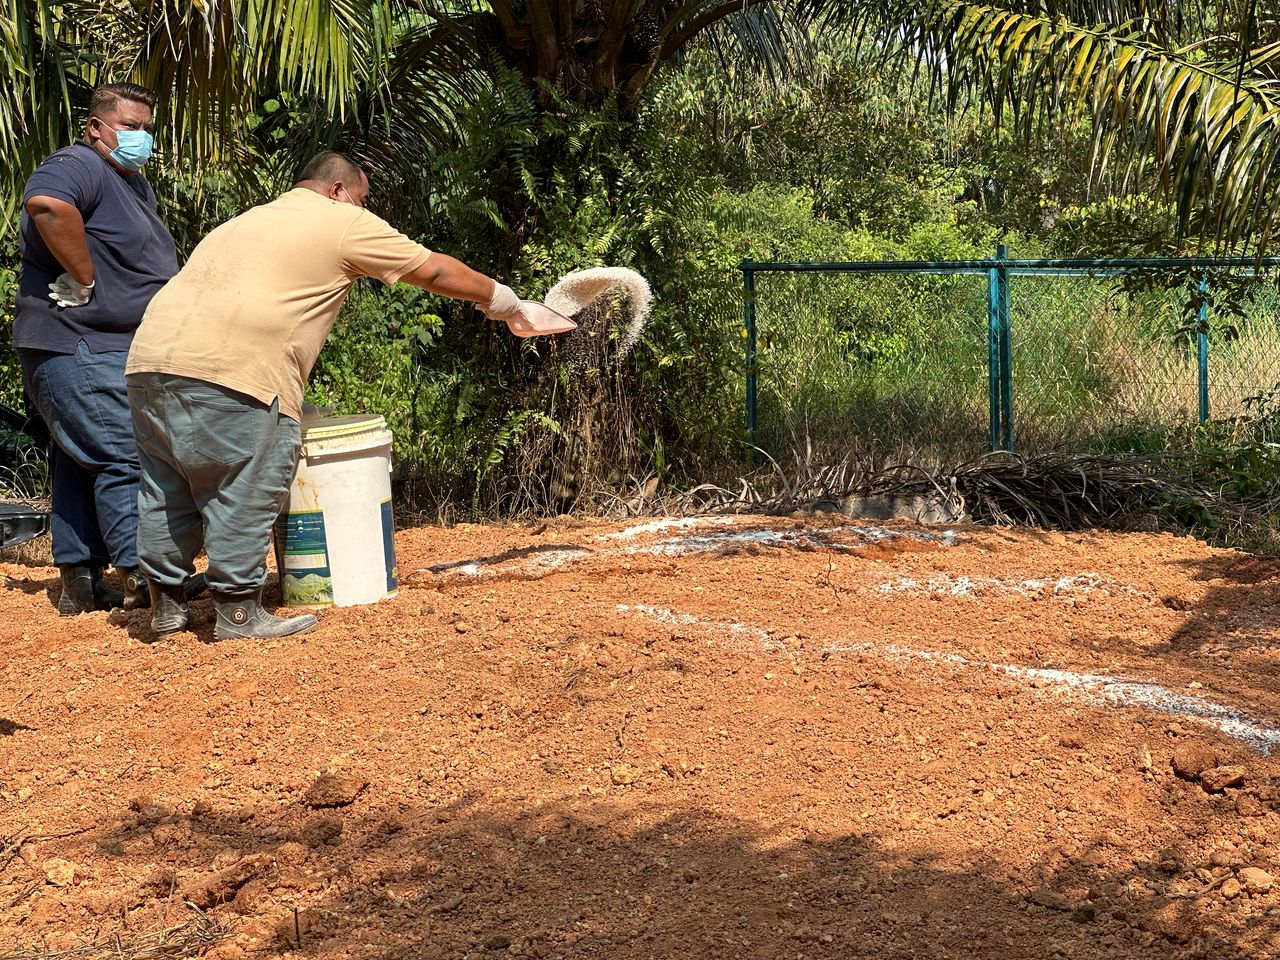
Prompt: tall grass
<box><xmin>750</xmin><ymin>269</ymin><xmax>1280</xmax><ymax>465</ymax></box>
<box><xmin>752</xmin><ymin>271</ymin><xmax>992</xmax><ymax>466</ymax></box>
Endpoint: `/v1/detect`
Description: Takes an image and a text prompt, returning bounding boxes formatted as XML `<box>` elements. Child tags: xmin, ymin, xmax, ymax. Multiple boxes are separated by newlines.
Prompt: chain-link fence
<box><xmin>743</xmin><ymin>251</ymin><xmax>1280</xmax><ymax>465</ymax></box>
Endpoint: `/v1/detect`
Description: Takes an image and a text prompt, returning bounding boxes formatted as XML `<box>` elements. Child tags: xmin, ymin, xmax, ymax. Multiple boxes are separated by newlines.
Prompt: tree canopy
<box><xmin>1</xmin><ymin>2</ymin><xmax>1276</xmax><ymax>247</ymax></box>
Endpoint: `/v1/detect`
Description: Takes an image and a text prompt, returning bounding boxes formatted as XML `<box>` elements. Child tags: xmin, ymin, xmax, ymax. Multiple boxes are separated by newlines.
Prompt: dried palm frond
<box><xmin>641</xmin><ymin>451</ymin><xmax>1219</xmax><ymax>532</ymax></box>
<box><xmin>867</xmin><ymin>452</ymin><xmax>1207</xmax><ymax>528</ymax></box>
<box><xmin>0</xmin><ymin>908</ymin><xmax>226</xmax><ymax>960</ymax></box>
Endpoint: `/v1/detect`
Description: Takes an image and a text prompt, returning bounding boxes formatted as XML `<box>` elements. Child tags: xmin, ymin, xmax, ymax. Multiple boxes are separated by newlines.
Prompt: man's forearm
<box><xmin>26</xmin><ymin>196</ymin><xmax>94</xmax><ymax>285</ymax></box>
<box><xmin>402</xmin><ymin>253</ymin><xmax>495</xmax><ymax>303</ymax></box>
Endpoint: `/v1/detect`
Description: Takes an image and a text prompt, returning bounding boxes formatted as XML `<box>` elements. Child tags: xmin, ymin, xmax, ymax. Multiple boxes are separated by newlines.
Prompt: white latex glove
<box><xmin>48</xmin><ymin>272</ymin><xmax>94</xmax><ymax>308</ymax></box>
<box><xmin>481</xmin><ymin>281</ymin><xmax>523</xmax><ymax>323</ymax></box>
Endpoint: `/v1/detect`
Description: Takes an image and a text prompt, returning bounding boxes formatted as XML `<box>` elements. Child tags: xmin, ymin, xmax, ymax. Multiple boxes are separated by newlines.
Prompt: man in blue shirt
<box><xmin>15</xmin><ymin>82</ymin><xmax>183</xmax><ymax>615</ymax></box>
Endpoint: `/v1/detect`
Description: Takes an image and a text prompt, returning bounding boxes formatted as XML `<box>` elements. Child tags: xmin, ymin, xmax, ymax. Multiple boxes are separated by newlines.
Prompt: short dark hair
<box><xmin>296</xmin><ymin>151</ymin><xmax>365</xmax><ymax>186</ymax></box>
<box><xmin>88</xmin><ymin>83</ymin><xmax>157</xmax><ymax>119</ymax></box>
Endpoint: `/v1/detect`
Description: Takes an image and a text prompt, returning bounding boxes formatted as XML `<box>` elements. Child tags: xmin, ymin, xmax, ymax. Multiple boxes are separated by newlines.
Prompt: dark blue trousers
<box><xmin>20</xmin><ymin>342</ymin><xmax>140</xmax><ymax>569</ymax></box>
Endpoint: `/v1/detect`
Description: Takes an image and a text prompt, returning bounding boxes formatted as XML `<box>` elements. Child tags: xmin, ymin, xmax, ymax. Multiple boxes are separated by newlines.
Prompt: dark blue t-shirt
<box><xmin>15</xmin><ymin>142</ymin><xmax>179</xmax><ymax>354</ymax></box>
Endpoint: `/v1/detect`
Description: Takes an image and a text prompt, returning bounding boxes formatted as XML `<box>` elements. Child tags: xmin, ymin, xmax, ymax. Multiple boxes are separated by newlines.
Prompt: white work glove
<box><xmin>481</xmin><ymin>281</ymin><xmax>524</xmax><ymax>324</ymax></box>
<box><xmin>48</xmin><ymin>272</ymin><xmax>94</xmax><ymax>308</ymax></box>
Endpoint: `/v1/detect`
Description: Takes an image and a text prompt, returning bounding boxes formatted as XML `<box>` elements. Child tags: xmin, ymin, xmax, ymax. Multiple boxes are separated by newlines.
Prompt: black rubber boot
<box><xmin>57</xmin><ymin>565</ymin><xmax>95</xmax><ymax>616</ymax></box>
<box><xmin>213</xmin><ymin>591</ymin><xmax>318</xmax><ymax>641</ymax></box>
<box><xmin>91</xmin><ymin>567</ymin><xmax>125</xmax><ymax>610</ymax></box>
<box><xmin>147</xmin><ymin>581</ymin><xmax>191</xmax><ymax>637</ymax></box>
<box><xmin>57</xmin><ymin>565</ymin><xmax>125</xmax><ymax>614</ymax></box>
<box><xmin>183</xmin><ymin>572</ymin><xmax>210</xmax><ymax>601</ymax></box>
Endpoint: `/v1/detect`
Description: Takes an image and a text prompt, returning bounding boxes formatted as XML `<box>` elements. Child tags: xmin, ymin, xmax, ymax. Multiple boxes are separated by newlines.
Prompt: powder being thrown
<box><xmin>544</xmin><ymin>267</ymin><xmax>653</xmax><ymax>362</ymax></box>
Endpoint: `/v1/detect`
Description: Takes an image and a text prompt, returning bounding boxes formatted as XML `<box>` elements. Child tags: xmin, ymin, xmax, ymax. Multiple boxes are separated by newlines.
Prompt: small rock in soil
<box><xmin>1170</xmin><ymin>744</ymin><xmax>1218</xmax><ymax>780</ymax></box>
<box><xmin>137</xmin><ymin>866</ymin><xmax>177</xmax><ymax>896</ymax></box>
<box><xmin>274</xmin><ymin>908</ymin><xmax>326</xmax><ymax>944</ymax></box>
<box><xmin>83</xmin><ymin>889</ymin><xmax>126</xmax><ymax>916</ymax></box>
<box><xmin>232</xmin><ymin>878</ymin><xmax>272</xmax><ymax>915</ymax></box>
<box><xmin>1222</xmin><ymin>877</ymin><xmax>1243</xmax><ymax>899</ymax></box>
<box><xmin>41</xmin><ymin>858</ymin><xmax>79</xmax><ymax>887</ymax></box>
<box><xmin>432</xmin><ymin>894</ymin><xmax>466</xmax><ymax>913</ymax></box>
<box><xmin>609</xmin><ymin>763</ymin><xmax>636</xmax><ymax>785</ymax></box>
<box><xmin>1236</xmin><ymin>794</ymin><xmax>1266</xmax><ymax>817</ymax></box>
<box><xmin>303</xmin><ymin>772</ymin><xmax>367</xmax><ymax>808</ymax></box>
<box><xmin>1208</xmin><ymin>849</ymin><xmax>1238</xmax><ymax>869</ymax></box>
<box><xmin>1238</xmin><ymin>867</ymin><xmax>1274</xmax><ymax>895</ymax></box>
<box><xmin>300</xmin><ymin>813</ymin><xmax>344</xmax><ymax>847</ymax></box>
<box><xmin>1135</xmin><ymin>744</ymin><xmax>1153</xmax><ymax>772</ymax></box>
<box><xmin>483</xmin><ymin>935</ymin><xmax>512</xmax><ymax>951</ymax></box>
<box><xmin>273</xmin><ymin>841</ymin><xmax>309</xmax><ymax>865</ymax></box>
<box><xmin>1026</xmin><ymin>889</ymin><xmax>1072</xmax><ymax>912</ymax></box>
<box><xmin>128</xmin><ymin>795</ymin><xmax>171</xmax><ymax>824</ymax></box>
<box><xmin>187</xmin><ymin>854</ymin><xmax>271</xmax><ymax>908</ymax></box>
<box><xmin>1200</xmin><ymin>765</ymin><xmax>1246</xmax><ymax>793</ymax></box>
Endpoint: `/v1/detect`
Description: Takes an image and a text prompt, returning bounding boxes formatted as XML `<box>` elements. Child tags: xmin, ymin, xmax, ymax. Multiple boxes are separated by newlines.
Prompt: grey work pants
<box><xmin>126</xmin><ymin>372</ymin><xmax>301</xmax><ymax>598</ymax></box>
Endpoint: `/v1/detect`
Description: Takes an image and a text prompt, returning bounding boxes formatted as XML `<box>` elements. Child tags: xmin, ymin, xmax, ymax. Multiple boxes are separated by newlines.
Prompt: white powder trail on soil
<box><xmin>544</xmin><ymin>267</ymin><xmax>653</xmax><ymax>360</ymax></box>
<box><xmin>433</xmin><ymin>523</ymin><xmax>956</xmax><ymax>580</ymax></box>
<box><xmin>873</xmin><ymin>573</ymin><xmax>1146</xmax><ymax>599</ymax></box>
<box><xmin>434</xmin><ymin>548</ymin><xmax>588</xmax><ymax>579</ymax></box>
<box><xmin>599</xmin><ymin>517</ymin><xmax>741</xmax><ymax>541</ymax></box>
<box><xmin>822</xmin><ymin>640</ymin><xmax>1280</xmax><ymax>755</ymax></box>
<box><xmin>629</xmin><ymin>525</ymin><xmax>956</xmax><ymax>558</ymax></box>
<box><xmin>616</xmin><ymin>604</ymin><xmax>782</xmax><ymax>650</ymax></box>
<box><xmin>618</xmin><ymin>604</ymin><xmax>1280</xmax><ymax>754</ymax></box>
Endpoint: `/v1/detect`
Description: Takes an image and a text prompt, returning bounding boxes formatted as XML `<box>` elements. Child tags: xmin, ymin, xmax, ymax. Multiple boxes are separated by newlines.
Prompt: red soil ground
<box><xmin>2</xmin><ymin>514</ymin><xmax>1280</xmax><ymax>959</ymax></box>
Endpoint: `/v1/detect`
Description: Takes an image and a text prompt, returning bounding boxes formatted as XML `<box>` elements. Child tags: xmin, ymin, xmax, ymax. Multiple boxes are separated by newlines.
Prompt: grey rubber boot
<box><xmin>147</xmin><ymin>581</ymin><xmax>191</xmax><ymax>637</ymax></box>
<box><xmin>213</xmin><ymin>591</ymin><xmax>318</xmax><ymax>641</ymax></box>
<box><xmin>58</xmin><ymin>565</ymin><xmax>123</xmax><ymax>615</ymax></box>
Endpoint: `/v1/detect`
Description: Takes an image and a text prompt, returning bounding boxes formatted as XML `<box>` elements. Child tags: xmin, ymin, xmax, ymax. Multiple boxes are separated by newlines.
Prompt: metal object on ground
<box><xmin>0</xmin><ymin>502</ymin><xmax>49</xmax><ymax>548</ymax></box>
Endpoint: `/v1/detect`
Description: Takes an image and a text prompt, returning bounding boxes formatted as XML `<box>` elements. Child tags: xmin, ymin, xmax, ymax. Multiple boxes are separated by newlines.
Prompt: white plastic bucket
<box><xmin>273</xmin><ymin>414</ymin><xmax>398</xmax><ymax>608</ymax></box>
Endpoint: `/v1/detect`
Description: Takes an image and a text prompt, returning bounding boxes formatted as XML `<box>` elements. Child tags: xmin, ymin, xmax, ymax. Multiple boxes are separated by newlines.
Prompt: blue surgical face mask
<box><xmin>106</xmin><ymin>127</ymin><xmax>154</xmax><ymax>172</ymax></box>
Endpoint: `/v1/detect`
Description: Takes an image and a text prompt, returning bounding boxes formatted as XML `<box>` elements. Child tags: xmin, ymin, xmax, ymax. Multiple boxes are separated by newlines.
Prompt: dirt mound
<box><xmin>2</xmin><ymin>515</ymin><xmax>1279</xmax><ymax>957</ymax></box>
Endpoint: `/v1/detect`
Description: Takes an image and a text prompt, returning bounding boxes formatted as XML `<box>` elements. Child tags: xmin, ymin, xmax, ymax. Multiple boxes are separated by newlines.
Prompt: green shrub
<box><xmin>0</xmin><ymin>236</ymin><xmax>22</xmax><ymax>411</ymax></box>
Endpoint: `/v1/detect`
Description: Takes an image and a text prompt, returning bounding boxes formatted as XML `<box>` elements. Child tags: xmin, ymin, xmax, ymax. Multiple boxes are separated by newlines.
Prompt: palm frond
<box><xmin>0</xmin><ymin>0</ymin><xmax>399</xmax><ymax>235</ymax></box>
<box><xmin>932</xmin><ymin>4</ymin><xmax>1280</xmax><ymax>246</ymax></box>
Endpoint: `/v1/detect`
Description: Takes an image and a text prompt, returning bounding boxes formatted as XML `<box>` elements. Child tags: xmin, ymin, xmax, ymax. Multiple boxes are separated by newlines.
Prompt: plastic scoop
<box><xmin>506</xmin><ymin>300</ymin><xmax>577</xmax><ymax>337</ymax></box>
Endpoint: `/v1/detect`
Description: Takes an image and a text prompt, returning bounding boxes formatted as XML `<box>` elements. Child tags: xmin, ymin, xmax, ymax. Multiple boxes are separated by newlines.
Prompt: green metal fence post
<box><xmin>743</xmin><ymin>261</ymin><xmax>758</xmax><ymax>458</ymax></box>
<box><xmin>987</xmin><ymin>258</ymin><xmax>1000</xmax><ymax>452</ymax></box>
<box><xmin>1197</xmin><ymin>274</ymin><xmax>1210</xmax><ymax>423</ymax></box>
<box><xmin>996</xmin><ymin>243</ymin><xmax>1014</xmax><ymax>451</ymax></box>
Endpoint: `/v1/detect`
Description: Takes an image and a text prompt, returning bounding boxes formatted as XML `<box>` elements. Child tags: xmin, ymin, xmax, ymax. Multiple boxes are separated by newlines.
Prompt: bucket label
<box><xmin>276</xmin><ymin>509</ymin><xmax>335</xmax><ymax>606</ymax></box>
<box><xmin>381</xmin><ymin>498</ymin><xmax>398</xmax><ymax>594</ymax></box>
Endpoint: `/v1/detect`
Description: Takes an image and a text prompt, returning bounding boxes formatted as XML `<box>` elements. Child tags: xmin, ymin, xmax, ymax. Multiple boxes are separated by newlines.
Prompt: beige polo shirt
<box><xmin>126</xmin><ymin>188</ymin><xmax>431</xmax><ymax>420</ymax></box>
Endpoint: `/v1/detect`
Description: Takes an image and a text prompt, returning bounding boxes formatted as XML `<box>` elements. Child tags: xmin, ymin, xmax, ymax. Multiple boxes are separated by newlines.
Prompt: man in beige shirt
<box><xmin>126</xmin><ymin>151</ymin><xmax>566</xmax><ymax>641</ymax></box>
